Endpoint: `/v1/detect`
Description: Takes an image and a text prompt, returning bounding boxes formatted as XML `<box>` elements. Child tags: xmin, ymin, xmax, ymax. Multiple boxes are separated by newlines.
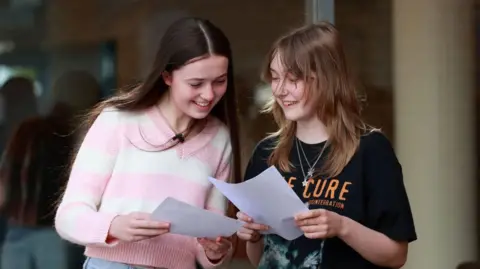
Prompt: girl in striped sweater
<box><xmin>55</xmin><ymin>17</ymin><xmax>241</xmax><ymax>269</ymax></box>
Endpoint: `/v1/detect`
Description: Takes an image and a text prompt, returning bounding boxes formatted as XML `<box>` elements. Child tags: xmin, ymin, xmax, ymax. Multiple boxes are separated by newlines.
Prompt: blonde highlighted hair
<box><xmin>262</xmin><ymin>22</ymin><xmax>369</xmax><ymax>178</ymax></box>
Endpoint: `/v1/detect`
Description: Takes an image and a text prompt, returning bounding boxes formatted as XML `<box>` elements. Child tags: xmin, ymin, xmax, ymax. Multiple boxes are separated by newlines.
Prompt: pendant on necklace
<box><xmin>303</xmin><ymin>168</ymin><xmax>315</xmax><ymax>187</ymax></box>
<box><xmin>307</xmin><ymin>168</ymin><xmax>314</xmax><ymax>178</ymax></box>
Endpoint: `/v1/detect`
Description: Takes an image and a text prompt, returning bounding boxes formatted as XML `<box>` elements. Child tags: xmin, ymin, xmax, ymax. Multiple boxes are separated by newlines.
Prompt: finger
<box><xmin>238</xmin><ymin>227</ymin><xmax>254</xmax><ymax>235</ymax></box>
<box><xmin>243</xmin><ymin>222</ymin><xmax>269</xmax><ymax>231</ymax></box>
<box><xmin>216</xmin><ymin>237</ymin><xmax>231</xmax><ymax>246</ymax></box>
<box><xmin>299</xmin><ymin>224</ymin><xmax>327</xmax><ymax>233</ymax></box>
<box><xmin>296</xmin><ymin>216</ymin><xmax>324</xmax><ymax>226</ymax></box>
<box><xmin>199</xmin><ymin>237</ymin><xmax>227</xmax><ymax>246</ymax></box>
<box><xmin>213</xmin><ymin>236</ymin><xmax>228</xmax><ymax>243</ymax></box>
<box><xmin>131</xmin><ymin>228</ymin><xmax>169</xmax><ymax>237</ymax></box>
<box><xmin>198</xmin><ymin>238</ymin><xmax>219</xmax><ymax>251</ymax></box>
<box><xmin>199</xmin><ymin>237</ymin><xmax>230</xmax><ymax>248</ymax></box>
<box><xmin>295</xmin><ymin>209</ymin><xmax>325</xmax><ymax>221</ymax></box>
<box><xmin>236</xmin><ymin>212</ymin><xmax>252</xmax><ymax>222</ymax></box>
<box><xmin>206</xmin><ymin>238</ymin><xmax>231</xmax><ymax>252</ymax></box>
<box><xmin>304</xmin><ymin>231</ymin><xmax>327</xmax><ymax>239</ymax></box>
<box><xmin>132</xmin><ymin>219</ymin><xmax>170</xmax><ymax>229</ymax></box>
<box><xmin>236</xmin><ymin>212</ymin><xmax>269</xmax><ymax>230</ymax></box>
<box><xmin>236</xmin><ymin>231</ymin><xmax>253</xmax><ymax>241</ymax></box>
<box><xmin>197</xmin><ymin>238</ymin><xmax>216</xmax><ymax>243</ymax></box>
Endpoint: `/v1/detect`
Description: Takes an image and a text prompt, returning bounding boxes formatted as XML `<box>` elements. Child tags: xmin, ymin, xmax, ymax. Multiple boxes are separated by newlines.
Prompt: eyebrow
<box><xmin>186</xmin><ymin>73</ymin><xmax>228</xmax><ymax>81</ymax></box>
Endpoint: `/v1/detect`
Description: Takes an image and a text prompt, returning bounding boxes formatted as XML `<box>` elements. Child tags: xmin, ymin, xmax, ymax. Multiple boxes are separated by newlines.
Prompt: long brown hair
<box><xmin>262</xmin><ymin>22</ymin><xmax>367</xmax><ymax>178</ymax></box>
<box><xmin>72</xmin><ymin>18</ymin><xmax>241</xmax><ymax>216</ymax></box>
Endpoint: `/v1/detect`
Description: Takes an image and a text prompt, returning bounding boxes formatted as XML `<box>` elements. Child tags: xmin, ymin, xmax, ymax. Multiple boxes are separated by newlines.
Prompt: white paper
<box><xmin>151</xmin><ymin>197</ymin><xmax>243</xmax><ymax>238</ymax></box>
<box><xmin>208</xmin><ymin>166</ymin><xmax>309</xmax><ymax>240</ymax></box>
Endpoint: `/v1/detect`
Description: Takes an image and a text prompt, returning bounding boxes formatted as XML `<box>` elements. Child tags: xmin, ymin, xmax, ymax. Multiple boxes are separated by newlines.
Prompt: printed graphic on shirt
<box><xmin>259</xmin><ymin>235</ymin><xmax>322</xmax><ymax>269</ymax></box>
<box><xmin>286</xmin><ymin>176</ymin><xmax>352</xmax><ymax>210</ymax></box>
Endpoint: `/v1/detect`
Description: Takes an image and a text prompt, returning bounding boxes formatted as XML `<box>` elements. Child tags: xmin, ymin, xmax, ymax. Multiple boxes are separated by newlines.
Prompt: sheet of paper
<box><xmin>151</xmin><ymin>197</ymin><xmax>243</xmax><ymax>238</ymax></box>
<box><xmin>208</xmin><ymin>166</ymin><xmax>309</xmax><ymax>240</ymax></box>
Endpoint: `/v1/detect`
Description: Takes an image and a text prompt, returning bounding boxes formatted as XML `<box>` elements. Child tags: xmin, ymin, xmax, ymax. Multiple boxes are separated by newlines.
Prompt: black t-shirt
<box><xmin>244</xmin><ymin>131</ymin><xmax>417</xmax><ymax>269</ymax></box>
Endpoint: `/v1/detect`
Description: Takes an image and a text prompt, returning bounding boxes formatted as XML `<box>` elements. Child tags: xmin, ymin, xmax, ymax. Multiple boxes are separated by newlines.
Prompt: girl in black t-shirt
<box><xmin>235</xmin><ymin>22</ymin><xmax>417</xmax><ymax>269</ymax></box>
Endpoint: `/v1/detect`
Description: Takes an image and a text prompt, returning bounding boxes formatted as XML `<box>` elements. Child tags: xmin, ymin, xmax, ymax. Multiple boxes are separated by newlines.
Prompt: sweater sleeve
<box><xmin>55</xmin><ymin>108</ymin><xmax>122</xmax><ymax>246</ymax></box>
<box><xmin>196</xmin><ymin>127</ymin><xmax>234</xmax><ymax>268</ymax></box>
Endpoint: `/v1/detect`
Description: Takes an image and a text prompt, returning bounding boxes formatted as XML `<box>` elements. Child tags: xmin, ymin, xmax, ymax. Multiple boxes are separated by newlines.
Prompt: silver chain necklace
<box><xmin>295</xmin><ymin>138</ymin><xmax>327</xmax><ymax>186</ymax></box>
<box><xmin>295</xmin><ymin>139</ymin><xmax>327</xmax><ymax>268</ymax></box>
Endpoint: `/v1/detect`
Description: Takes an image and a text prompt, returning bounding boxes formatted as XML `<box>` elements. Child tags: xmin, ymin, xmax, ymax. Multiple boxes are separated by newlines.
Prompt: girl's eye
<box><xmin>190</xmin><ymin>83</ymin><xmax>202</xmax><ymax>88</ymax></box>
<box><xmin>288</xmin><ymin>77</ymin><xmax>298</xmax><ymax>83</ymax></box>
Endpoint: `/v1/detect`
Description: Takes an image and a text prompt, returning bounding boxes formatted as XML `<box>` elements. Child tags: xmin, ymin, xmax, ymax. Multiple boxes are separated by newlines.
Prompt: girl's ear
<box><xmin>162</xmin><ymin>71</ymin><xmax>172</xmax><ymax>86</ymax></box>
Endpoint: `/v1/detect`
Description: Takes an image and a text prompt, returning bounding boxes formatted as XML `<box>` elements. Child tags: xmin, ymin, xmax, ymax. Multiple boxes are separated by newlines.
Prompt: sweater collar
<box><xmin>124</xmin><ymin>106</ymin><xmax>220</xmax><ymax>159</ymax></box>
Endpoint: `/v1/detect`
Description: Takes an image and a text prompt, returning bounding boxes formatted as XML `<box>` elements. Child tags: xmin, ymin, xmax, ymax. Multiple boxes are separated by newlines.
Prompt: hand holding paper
<box><xmin>151</xmin><ymin>197</ymin><xmax>243</xmax><ymax>238</ymax></box>
<box><xmin>208</xmin><ymin>166</ymin><xmax>309</xmax><ymax>240</ymax></box>
<box><xmin>236</xmin><ymin>211</ymin><xmax>270</xmax><ymax>242</ymax></box>
<box><xmin>109</xmin><ymin>212</ymin><xmax>170</xmax><ymax>242</ymax></box>
<box><xmin>197</xmin><ymin>237</ymin><xmax>232</xmax><ymax>261</ymax></box>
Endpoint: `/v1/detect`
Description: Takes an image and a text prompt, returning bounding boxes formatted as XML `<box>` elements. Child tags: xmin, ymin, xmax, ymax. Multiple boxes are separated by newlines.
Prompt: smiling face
<box><xmin>163</xmin><ymin>55</ymin><xmax>229</xmax><ymax>119</ymax></box>
<box><xmin>269</xmin><ymin>53</ymin><xmax>317</xmax><ymax>122</ymax></box>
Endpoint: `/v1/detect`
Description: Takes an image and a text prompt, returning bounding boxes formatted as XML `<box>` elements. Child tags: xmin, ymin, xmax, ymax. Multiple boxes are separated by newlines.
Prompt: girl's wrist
<box><xmin>338</xmin><ymin>215</ymin><xmax>351</xmax><ymax>239</ymax></box>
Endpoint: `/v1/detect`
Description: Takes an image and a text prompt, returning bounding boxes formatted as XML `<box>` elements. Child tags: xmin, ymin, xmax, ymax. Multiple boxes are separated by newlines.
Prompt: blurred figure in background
<box><xmin>52</xmin><ymin>70</ymin><xmax>102</xmax><ymax>121</ymax></box>
<box><xmin>0</xmin><ymin>76</ymin><xmax>37</xmax><ymax>269</ymax></box>
<box><xmin>0</xmin><ymin>71</ymin><xmax>101</xmax><ymax>269</ymax></box>
<box><xmin>51</xmin><ymin>70</ymin><xmax>102</xmax><ymax>138</ymax></box>
<box><xmin>0</xmin><ymin>77</ymin><xmax>38</xmax><ymax>153</ymax></box>
<box><xmin>0</xmin><ymin>117</ymin><xmax>70</xmax><ymax>269</ymax></box>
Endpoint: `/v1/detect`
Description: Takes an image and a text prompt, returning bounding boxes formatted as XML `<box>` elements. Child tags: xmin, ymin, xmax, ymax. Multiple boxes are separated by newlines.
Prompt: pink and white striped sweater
<box><xmin>55</xmin><ymin>106</ymin><xmax>233</xmax><ymax>269</ymax></box>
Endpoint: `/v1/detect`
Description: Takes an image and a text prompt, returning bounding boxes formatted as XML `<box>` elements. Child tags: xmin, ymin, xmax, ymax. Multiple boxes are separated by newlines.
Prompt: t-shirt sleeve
<box><xmin>363</xmin><ymin>132</ymin><xmax>417</xmax><ymax>242</ymax></box>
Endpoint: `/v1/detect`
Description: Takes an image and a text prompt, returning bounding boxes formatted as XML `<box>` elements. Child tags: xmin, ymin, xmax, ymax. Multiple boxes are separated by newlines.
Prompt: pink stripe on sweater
<box><xmin>102</xmin><ymin>174</ymin><xmax>209</xmax><ymax>205</ymax></box>
<box><xmin>66</xmin><ymin>172</ymin><xmax>111</xmax><ymax>196</ymax></box>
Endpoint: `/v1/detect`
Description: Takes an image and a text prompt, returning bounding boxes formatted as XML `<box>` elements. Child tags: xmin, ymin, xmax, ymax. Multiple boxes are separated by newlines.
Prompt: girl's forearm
<box><xmin>246</xmin><ymin>238</ymin><xmax>264</xmax><ymax>267</ymax></box>
<box><xmin>338</xmin><ymin>217</ymin><xmax>408</xmax><ymax>268</ymax></box>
